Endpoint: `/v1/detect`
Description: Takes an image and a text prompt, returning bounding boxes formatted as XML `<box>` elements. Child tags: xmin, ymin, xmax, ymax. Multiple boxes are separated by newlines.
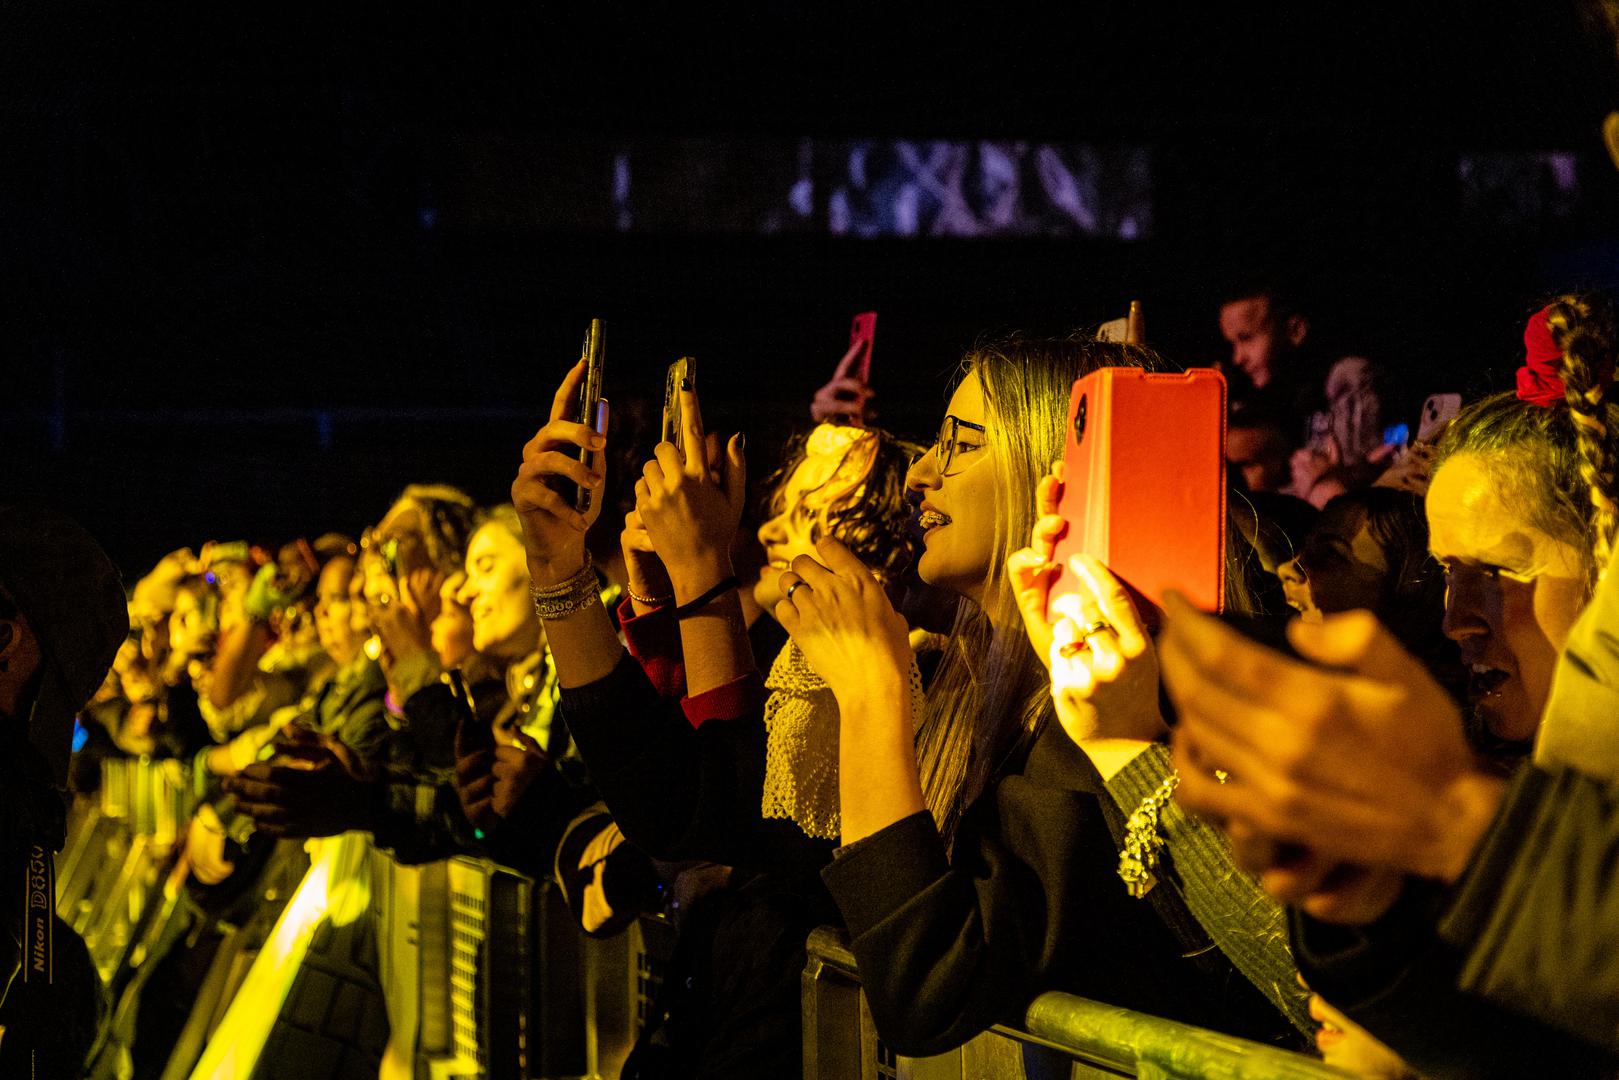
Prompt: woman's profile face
<box><xmin>1426</xmin><ymin>452</ymin><xmax>1588</xmax><ymax>742</ymax></box>
<box><xmin>905</xmin><ymin>370</ymin><xmax>999</xmax><ymax>604</ymax></box>
<box><xmin>755</xmin><ymin>458</ymin><xmax>835</xmax><ymax>612</ymax></box>
<box><xmin>456</xmin><ymin>524</ymin><xmax>541</xmax><ymax>661</ymax></box>
<box><xmin>1278</xmin><ymin>504</ymin><xmax>1388</xmax><ymax>622</ymax></box>
<box><xmin>313</xmin><ymin>557</ymin><xmax>362</xmax><ymax>664</ymax></box>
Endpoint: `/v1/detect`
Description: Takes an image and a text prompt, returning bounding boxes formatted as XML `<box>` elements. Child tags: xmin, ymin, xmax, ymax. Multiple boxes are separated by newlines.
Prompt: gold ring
<box><xmin>1080</xmin><ymin>619</ymin><xmax>1113</xmax><ymax>639</ymax></box>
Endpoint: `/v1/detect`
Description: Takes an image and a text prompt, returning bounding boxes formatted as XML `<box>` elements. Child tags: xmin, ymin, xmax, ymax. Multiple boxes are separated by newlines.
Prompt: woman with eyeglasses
<box><xmin>779</xmin><ymin>334</ymin><xmax>1311</xmax><ymax>1055</ymax></box>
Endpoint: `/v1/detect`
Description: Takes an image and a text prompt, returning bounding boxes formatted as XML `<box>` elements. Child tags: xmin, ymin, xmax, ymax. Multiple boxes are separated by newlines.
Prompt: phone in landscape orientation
<box><xmin>1045</xmin><ymin>367</ymin><xmax>1228</xmax><ymax>628</ymax></box>
<box><xmin>1417</xmin><ymin>392</ymin><xmax>1462</xmax><ymax>443</ymax></box>
<box><xmin>662</xmin><ymin>356</ymin><xmax>697</xmax><ymax>455</ymax></box>
<box><xmin>570</xmin><ymin>318</ymin><xmax>608</xmax><ymax>514</ymax></box>
<box><xmin>848</xmin><ymin>311</ymin><xmax>877</xmax><ymax>385</ymax></box>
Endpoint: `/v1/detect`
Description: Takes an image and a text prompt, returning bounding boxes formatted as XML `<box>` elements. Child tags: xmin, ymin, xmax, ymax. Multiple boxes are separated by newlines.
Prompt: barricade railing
<box><xmin>59</xmin><ymin>757</ymin><xmax>193</xmax><ymax>982</ymax></box>
<box><xmin>802</xmin><ymin>926</ymin><xmax>1357</xmax><ymax>1080</ymax></box>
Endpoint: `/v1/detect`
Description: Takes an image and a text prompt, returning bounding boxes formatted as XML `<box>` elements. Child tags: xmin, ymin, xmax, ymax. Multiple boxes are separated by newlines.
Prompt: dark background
<box><xmin>4</xmin><ymin>1</ymin><xmax>1618</xmax><ymax>574</ymax></box>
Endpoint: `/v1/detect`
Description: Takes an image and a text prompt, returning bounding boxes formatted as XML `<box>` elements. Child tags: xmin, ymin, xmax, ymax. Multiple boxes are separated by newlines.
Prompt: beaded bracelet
<box><xmin>530</xmin><ymin>554</ymin><xmax>599</xmax><ymax>621</ymax></box>
<box><xmin>626</xmin><ymin>582</ymin><xmax>675</xmax><ymax>607</ymax></box>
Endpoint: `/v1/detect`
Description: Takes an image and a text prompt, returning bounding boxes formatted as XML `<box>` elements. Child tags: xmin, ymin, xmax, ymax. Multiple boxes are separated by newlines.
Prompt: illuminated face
<box><xmin>168</xmin><ymin>584</ymin><xmax>218</xmax><ymax>662</ymax></box>
<box><xmin>1219</xmin><ymin>297</ymin><xmax>1288</xmax><ymax>391</ymax></box>
<box><xmin>430</xmin><ymin>571</ymin><xmax>476</xmax><ymax>669</ymax></box>
<box><xmin>1427</xmin><ymin>453</ymin><xmax>1588</xmax><ymax>742</ymax></box>
<box><xmin>456</xmin><ymin>524</ymin><xmax>541</xmax><ymax>661</ymax></box>
<box><xmin>314</xmin><ymin>557</ymin><xmax>363</xmax><ymax>665</ymax></box>
<box><xmin>347</xmin><ymin>560</ymin><xmax>372</xmax><ymax>641</ymax></box>
<box><xmin>1279</xmin><ymin>503</ymin><xmax>1388</xmax><ymax>623</ymax></box>
<box><xmin>756</xmin><ymin>460</ymin><xmax>835</xmax><ymax>611</ymax></box>
<box><xmin>905</xmin><ymin>370</ymin><xmax>999</xmax><ymax>605</ymax></box>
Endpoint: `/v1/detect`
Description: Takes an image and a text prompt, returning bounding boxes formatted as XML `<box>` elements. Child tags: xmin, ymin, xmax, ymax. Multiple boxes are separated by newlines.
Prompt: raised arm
<box><xmin>511</xmin><ymin>357</ymin><xmax>623</xmax><ymax>688</ymax></box>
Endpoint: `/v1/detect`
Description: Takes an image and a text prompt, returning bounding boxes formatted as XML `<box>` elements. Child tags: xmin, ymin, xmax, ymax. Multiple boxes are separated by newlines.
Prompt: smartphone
<box><xmin>573</xmin><ymin>318</ymin><xmax>608</xmax><ymax>513</ymax></box>
<box><xmin>1417</xmin><ymin>392</ymin><xmax>1462</xmax><ymax>443</ymax></box>
<box><xmin>1382</xmin><ymin>422</ymin><xmax>1410</xmax><ymax>449</ymax></box>
<box><xmin>1046</xmin><ymin>367</ymin><xmax>1228</xmax><ymax>626</ymax></box>
<box><xmin>662</xmin><ymin>356</ymin><xmax>697</xmax><ymax>454</ymax></box>
<box><xmin>1304</xmin><ymin>410</ymin><xmax>1333</xmax><ymax>454</ymax></box>
<box><xmin>849</xmin><ymin>311</ymin><xmax>877</xmax><ymax>385</ymax></box>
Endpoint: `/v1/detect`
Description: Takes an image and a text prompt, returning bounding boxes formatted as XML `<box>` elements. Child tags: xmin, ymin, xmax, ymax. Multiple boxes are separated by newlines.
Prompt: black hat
<box><xmin>0</xmin><ymin>506</ymin><xmax>126</xmax><ymax>788</ymax></box>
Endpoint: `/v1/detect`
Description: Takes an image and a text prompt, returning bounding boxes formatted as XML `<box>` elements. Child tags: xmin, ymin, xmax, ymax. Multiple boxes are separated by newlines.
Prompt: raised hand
<box><xmin>634</xmin><ymin>386</ymin><xmax>746</xmax><ymax>601</ymax></box>
<box><xmin>513</xmin><ymin>358</ymin><xmax>608</xmax><ymax>586</ymax></box>
<box><xmin>775</xmin><ymin>537</ymin><xmax>911</xmax><ymax>704</ymax></box>
<box><xmin>371</xmin><ymin>568</ymin><xmax>438</xmax><ymax>679</ymax></box>
<box><xmin>1160</xmin><ymin>595</ymin><xmax>1505</xmax><ymax>893</ymax></box>
<box><xmin>1045</xmin><ymin>554</ymin><xmax>1164</xmax><ymax>747</ymax></box>
<box><xmin>620</xmin><ymin>507</ymin><xmax>675</xmax><ymax>612</ymax></box>
<box><xmin>811</xmin><ymin>340</ymin><xmax>876</xmax><ymax>426</ymax></box>
<box><xmin>1007</xmin><ymin>460</ymin><xmax>1067</xmax><ymax>663</ymax></box>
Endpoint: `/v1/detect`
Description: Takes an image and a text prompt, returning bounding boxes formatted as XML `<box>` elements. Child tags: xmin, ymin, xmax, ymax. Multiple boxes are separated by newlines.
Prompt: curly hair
<box><xmin>759</xmin><ymin>428</ymin><xmax>923</xmax><ymax>587</ymax></box>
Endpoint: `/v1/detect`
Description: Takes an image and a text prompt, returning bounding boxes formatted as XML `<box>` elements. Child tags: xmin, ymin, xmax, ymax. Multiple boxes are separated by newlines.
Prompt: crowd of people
<box><xmin>9</xmin><ymin>282</ymin><xmax>1619</xmax><ymax>1080</ymax></box>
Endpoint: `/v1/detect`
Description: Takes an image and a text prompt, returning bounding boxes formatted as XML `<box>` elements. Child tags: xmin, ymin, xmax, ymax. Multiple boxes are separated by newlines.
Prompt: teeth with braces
<box><xmin>919</xmin><ymin>510</ymin><xmax>952</xmax><ymax>529</ymax></box>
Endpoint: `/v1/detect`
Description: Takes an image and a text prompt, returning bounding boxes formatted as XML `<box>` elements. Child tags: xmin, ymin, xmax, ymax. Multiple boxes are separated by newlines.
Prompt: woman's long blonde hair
<box><xmin>914</xmin><ymin>333</ymin><xmax>1162</xmax><ymax>843</ymax></box>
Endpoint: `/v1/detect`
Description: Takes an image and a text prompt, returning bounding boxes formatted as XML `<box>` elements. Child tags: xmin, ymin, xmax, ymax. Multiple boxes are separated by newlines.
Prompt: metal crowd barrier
<box><xmin>371</xmin><ymin>849</ymin><xmax>589</xmax><ymax>1079</ymax></box>
<box><xmin>61</xmin><ymin>751</ymin><xmax>679</xmax><ymax>1080</ymax></box>
<box><xmin>58</xmin><ymin>757</ymin><xmax>193</xmax><ymax>983</ymax></box>
<box><xmin>802</xmin><ymin>927</ymin><xmax>1357</xmax><ymax>1080</ymax></box>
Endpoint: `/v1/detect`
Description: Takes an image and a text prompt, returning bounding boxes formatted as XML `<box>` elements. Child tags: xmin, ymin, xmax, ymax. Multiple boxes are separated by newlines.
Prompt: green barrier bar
<box><xmin>804</xmin><ymin>927</ymin><xmax>1358</xmax><ymax>1080</ymax></box>
<box><xmin>1023</xmin><ymin>993</ymin><xmax>1357</xmax><ymax>1080</ymax></box>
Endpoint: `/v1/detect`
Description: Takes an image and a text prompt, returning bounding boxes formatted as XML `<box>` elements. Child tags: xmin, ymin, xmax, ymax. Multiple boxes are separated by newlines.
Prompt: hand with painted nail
<box><xmin>512</xmin><ymin>358</ymin><xmax>609</xmax><ymax>587</ymax></box>
<box><xmin>634</xmin><ymin>384</ymin><xmax>747</xmax><ymax>602</ymax></box>
<box><xmin>1045</xmin><ymin>554</ymin><xmax>1166</xmax><ymax>747</ymax></box>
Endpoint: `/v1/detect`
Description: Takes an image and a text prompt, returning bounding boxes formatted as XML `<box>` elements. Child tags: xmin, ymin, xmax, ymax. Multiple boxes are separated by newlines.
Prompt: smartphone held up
<box><xmin>1044</xmin><ymin>367</ymin><xmax>1228</xmax><ymax>627</ymax></box>
<box><xmin>558</xmin><ymin>318</ymin><xmax>608</xmax><ymax>515</ymax></box>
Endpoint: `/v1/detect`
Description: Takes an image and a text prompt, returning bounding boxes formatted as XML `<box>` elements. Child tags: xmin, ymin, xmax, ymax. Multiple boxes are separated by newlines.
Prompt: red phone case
<box><xmin>849</xmin><ymin>312</ymin><xmax>877</xmax><ymax>385</ymax></box>
<box><xmin>1046</xmin><ymin>367</ymin><xmax>1227</xmax><ymax>625</ymax></box>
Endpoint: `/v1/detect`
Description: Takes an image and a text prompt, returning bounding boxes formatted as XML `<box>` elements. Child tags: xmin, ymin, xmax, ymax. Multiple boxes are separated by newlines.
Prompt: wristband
<box><xmin>673</xmin><ymin>575</ymin><xmax>740</xmax><ymax>620</ymax></box>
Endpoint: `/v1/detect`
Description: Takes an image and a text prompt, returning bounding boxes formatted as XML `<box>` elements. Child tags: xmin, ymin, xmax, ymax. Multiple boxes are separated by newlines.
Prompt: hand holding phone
<box><xmin>810</xmin><ymin>312</ymin><xmax>877</xmax><ymax>426</ymax></box>
<box><xmin>559</xmin><ymin>319</ymin><xmax>608</xmax><ymax>514</ymax></box>
<box><xmin>662</xmin><ymin>356</ymin><xmax>697</xmax><ymax>455</ymax></box>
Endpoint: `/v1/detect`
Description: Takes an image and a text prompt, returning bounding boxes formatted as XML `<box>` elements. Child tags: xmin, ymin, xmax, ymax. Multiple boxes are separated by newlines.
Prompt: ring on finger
<box><xmin>1080</xmin><ymin>619</ymin><xmax>1113</xmax><ymax>640</ymax></box>
<box><xmin>786</xmin><ymin>580</ymin><xmax>812</xmax><ymax>601</ymax></box>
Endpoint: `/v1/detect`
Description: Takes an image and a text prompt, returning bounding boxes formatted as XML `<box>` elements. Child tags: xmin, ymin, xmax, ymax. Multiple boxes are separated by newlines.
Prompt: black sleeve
<box><xmin>560</xmin><ymin>651</ymin><xmax>833</xmax><ymax>880</ymax></box>
<box><xmin>398</xmin><ymin>682</ymin><xmax>463</xmax><ymax>771</ymax></box>
<box><xmin>1292</xmin><ymin>764</ymin><xmax>1619</xmax><ymax>1078</ymax></box>
<box><xmin>821</xmin><ymin>722</ymin><xmax>1267</xmax><ymax>1057</ymax></box>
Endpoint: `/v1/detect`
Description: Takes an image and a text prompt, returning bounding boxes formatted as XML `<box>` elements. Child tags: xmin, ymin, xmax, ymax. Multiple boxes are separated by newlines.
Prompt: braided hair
<box><xmin>1434</xmin><ymin>294</ymin><xmax>1619</xmax><ymax>595</ymax></box>
<box><xmin>1546</xmin><ymin>294</ymin><xmax>1619</xmax><ymax>585</ymax></box>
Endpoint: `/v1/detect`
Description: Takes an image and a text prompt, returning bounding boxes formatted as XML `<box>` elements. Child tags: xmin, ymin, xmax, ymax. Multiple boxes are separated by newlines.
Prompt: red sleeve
<box><xmin>617</xmin><ymin>595</ymin><xmax>685</xmax><ymax>699</ymax></box>
<box><xmin>681</xmin><ymin>672</ymin><xmax>767</xmax><ymax>730</ymax></box>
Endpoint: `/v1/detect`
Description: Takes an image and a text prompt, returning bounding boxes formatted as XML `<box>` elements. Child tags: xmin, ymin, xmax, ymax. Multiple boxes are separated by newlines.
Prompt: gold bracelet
<box><xmin>529</xmin><ymin>554</ymin><xmax>598</xmax><ymax>621</ymax></box>
<box><xmin>626</xmin><ymin>582</ymin><xmax>674</xmax><ymax>607</ymax></box>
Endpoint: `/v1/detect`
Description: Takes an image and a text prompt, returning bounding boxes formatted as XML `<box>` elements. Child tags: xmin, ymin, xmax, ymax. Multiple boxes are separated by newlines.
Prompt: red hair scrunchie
<box><xmin>1516</xmin><ymin>304</ymin><xmax>1566</xmax><ymax>408</ymax></box>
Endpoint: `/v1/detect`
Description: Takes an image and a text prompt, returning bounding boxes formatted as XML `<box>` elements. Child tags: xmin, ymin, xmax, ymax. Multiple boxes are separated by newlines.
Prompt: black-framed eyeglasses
<box><xmin>931</xmin><ymin>414</ymin><xmax>989</xmax><ymax>476</ymax></box>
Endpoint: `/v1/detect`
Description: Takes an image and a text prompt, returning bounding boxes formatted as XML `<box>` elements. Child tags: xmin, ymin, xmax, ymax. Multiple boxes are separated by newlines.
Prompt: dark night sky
<box><xmin>3</xmin><ymin>1</ymin><xmax>1617</xmax><ymax>572</ymax></box>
